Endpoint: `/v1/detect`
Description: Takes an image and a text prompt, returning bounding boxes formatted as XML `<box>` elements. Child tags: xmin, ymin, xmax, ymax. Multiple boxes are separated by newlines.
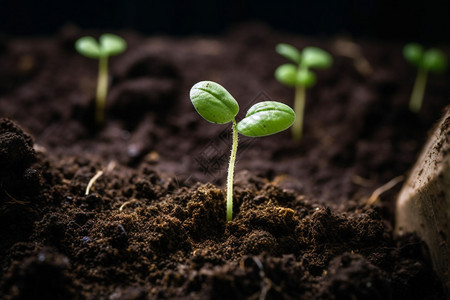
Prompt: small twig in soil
<box><xmin>333</xmin><ymin>38</ymin><xmax>373</xmax><ymax>76</ymax></box>
<box><xmin>367</xmin><ymin>175</ymin><xmax>404</xmax><ymax>205</ymax></box>
<box><xmin>1</xmin><ymin>187</ymin><xmax>27</xmax><ymax>205</ymax></box>
<box><xmin>85</xmin><ymin>170</ymin><xmax>104</xmax><ymax>195</ymax></box>
<box><xmin>33</xmin><ymin>144</ymin><xmax>47</xmax><ymax>153</ymax></box>
<box><xmin>352</xmin><ymin>174</ymin><xmax>374</xmax><ymax>188</ymax></box>
<box><xmin>119</xmin><ymin>199</ymin><xmax>140</xmax><ymax>211</ymax></box>
<box><xmin>84</xmin><ymin>161</ymin><xmax>116</xmax><ymax>196</ymax></box>
<box><xmin>106</xmin><ymin>160</ymin><xmax>116</xmax><ymax>173</ymax></box>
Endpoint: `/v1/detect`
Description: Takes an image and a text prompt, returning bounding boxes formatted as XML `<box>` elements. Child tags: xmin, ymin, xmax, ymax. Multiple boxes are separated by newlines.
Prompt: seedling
<box><xmin>275</xmin><ymin>43</ymin><xmax>332</xmax><ymax>141</ymax></box>
<box><xmin>75</xmin><ymin>34</ymin><xmax>127</xmax><ymax>124</ymax></box>
<box><xmin>190</xmin><ymin>81</ymin><xmax>295</xmax><ymax>221</ymax></box>
<box><xmin>403</xmin><ymin>43</ymin><xmax>447</xmax><ymax>113</ymax></box>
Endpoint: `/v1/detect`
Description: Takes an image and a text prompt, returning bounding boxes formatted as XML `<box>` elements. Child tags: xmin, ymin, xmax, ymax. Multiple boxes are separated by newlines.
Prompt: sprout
<box><xmin>75</xmin><ymin>34</ymin><xmax>127</xmax><ymax>124</ymax></box>
<box><xmin>190</xmin><ymin>81</ymin><xmax>295</xmax><ymax>221</ymax></box>
<box><xmin>275</xmin><ymin>43</ymin><xmax>332</xmax><ymax>141</ymax></box>
<box><xmin>403</xmin><ymin>43</ymin><xmax>447</xmax><ymax>113</ymax></box>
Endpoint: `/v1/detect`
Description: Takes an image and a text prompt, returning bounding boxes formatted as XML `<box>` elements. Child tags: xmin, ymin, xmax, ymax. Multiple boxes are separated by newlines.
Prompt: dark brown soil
<box><xmin>0</xmin><ymin>23</ymin><xmax>449</xmax><ymax>299</ymax></box>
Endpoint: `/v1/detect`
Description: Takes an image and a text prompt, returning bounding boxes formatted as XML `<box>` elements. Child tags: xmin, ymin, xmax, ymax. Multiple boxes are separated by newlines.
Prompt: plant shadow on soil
<box><xmin>0</xmin><ymin>23</ymin><xmax>448</xmax><ymax>299</ymax></box>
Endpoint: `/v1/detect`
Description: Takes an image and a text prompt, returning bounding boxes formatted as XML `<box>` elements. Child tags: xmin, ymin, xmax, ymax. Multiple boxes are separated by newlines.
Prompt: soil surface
<box><xmin>0</xmin><ymin>23</ymin><xmax>449</xmax><ymax>299</ymax></box>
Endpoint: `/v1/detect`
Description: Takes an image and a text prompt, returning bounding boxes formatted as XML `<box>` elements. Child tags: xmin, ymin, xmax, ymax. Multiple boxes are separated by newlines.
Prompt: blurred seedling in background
<box><xmin>75</xmin><ymin>34</ymin><xmax>127</xmax><ymax>124</ymax></box>
<box><xmin>403</xmin><ymin>43</ymin><xmax>447</xmax><ymax>113</ymax></box>
<box><xmin>275</xmin><ymin>43</ymin><xmax>332</xmax><ymax>142</ymax></box>
<box><xmin>190</xmin><ymin>81</ymin><xmax>295</xmax><ymax>221</ymax></box>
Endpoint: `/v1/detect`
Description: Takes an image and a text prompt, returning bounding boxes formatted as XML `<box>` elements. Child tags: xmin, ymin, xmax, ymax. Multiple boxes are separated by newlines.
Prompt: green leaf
<box><xmin>75</xmin><ymin>34</ymin><xmax>127</xmax><ymax>59</ymax></box>
<box><xmin>423</xmin><ymin>48</ymin><xmax>447</xmax><ymax>73</ymax></box>
<box><xmin>190</xmin><ymin>81</ymin><xmax>239</xmax><ymax>124</ymax></box>
<box><xmin>296</xmin><ymin>69</ymin><xmax>316</xmax><ymax>87</ymax></box>
<box><xmin>276</xmin><ymin>43</ymin><xmax>302</xmax><ymax>64</ymax></box>
<box><xmin>302</xmin><ymin>47</ymin><xmax>333</xmax><ymax>69</ymax></box>
<box><xmin>75</xmin><ymin>36</ymin><xmax>101</xmax><ymax>59</ymax></box>
<box><xmin>275</xmin><ymin>64</ymin><xmax>298</xmax><ymax>87</ymax></box>
<box><xmin>403</xmin><ymin>43</ymin><xmax>424</xmax><ymax>67</ymax></box>
<box><xmin>100</xmin><ymin>34</ymin><xmax>127</xmax><ymax>57</ymax></box>
<box><xmin>237</xmin><ymin>101</ymin><xmax>295</xmax><ymax>137</ymax></box>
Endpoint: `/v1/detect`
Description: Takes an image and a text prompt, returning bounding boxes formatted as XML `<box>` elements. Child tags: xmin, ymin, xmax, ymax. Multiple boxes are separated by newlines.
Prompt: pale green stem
<box><xmin>226</xmin><ymin>119</ymin><xmax>239</xmax><ymax>222</ymax></box>
<box><xmin>292</xmin><ymin>84</ymin><xmax>306</xmax><ymax>142</ymax></box>
<box><xmin>409</xmin><ymin>68</ymin><xmax>428</xmax><ymax>113</ymax></box>
<box><xmin>96</xmin><ymin>56</ymin><xmax>109</xmax><ymax>124</ymax></box>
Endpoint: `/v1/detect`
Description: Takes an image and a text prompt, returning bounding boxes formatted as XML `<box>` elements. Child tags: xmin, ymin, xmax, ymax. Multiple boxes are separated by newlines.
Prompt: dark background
<box><xmin>0</xmin><ymin>0</ymin><xmax>449</xmax><ymax>42</ymax></box>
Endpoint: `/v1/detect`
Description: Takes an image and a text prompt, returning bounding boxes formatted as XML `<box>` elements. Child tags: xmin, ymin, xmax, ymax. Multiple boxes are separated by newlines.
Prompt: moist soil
<box><xmin>0</xmin><ymin>23</ymin><xmax>449</xmax><ymax>299</ymax></box>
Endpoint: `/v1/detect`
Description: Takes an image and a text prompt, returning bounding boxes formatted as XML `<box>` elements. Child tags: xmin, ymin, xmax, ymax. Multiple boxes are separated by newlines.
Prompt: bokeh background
<box><xmin>0</xmin><ymin>0</ymin><xmax>449</xmax><ymax>42</ymax></box>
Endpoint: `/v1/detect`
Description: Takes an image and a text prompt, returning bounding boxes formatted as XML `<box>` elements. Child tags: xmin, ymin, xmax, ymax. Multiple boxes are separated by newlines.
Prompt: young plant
<box><xmin>403</xmin><ymin>43</ymin><xmax>447</xmax><ymax>113</ymax></box>
<box><xmin>275</xmin><ymin>43</ymin><xmax>332</xmax><ymax>141</ymax></box>
<box><xmin>75</xmin><ymin>33</ymin><xmax>127</xmax><ymax>124</ymax></box>
<box><xmin>190</xmin><ymin>81</ymin><xmax>295</xmax><ymax>221</ymax></box>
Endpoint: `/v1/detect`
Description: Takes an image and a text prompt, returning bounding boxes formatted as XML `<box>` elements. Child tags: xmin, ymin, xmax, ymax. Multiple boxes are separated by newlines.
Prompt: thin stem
<box><xmin>226</xmin><ymin>119</ymin><xmax>239</xmax><ymax>222</ymax></box>
<box><xmin>409</xmin><ymin>68</ymin><xmax>428</xmax><ymax>113</ymax></box>
<box><xmin>292</xmin><ymin>84</ymin><xmax>306</xmax><ymax>142</ymax></box>
<box><xmin>96</xmin><ymin>56</ymin><xmax>109</xmax><ymax>124</ymax></box>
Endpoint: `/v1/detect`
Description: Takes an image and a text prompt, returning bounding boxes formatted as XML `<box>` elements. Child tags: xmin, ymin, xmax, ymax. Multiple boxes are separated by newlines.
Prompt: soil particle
<box><xmin>2</xmin><ymin>248</ymin><xmax>77</xmax><ymax>300</ymax></box>
<box><xmin>0</xmin><ymin>118</ymin><xmax>36</xmax><ymax>182</ymax></box>
<box><xmin>318</xmin><ymin>253</ymin><xmax>391</xmax><ymax>300</ymax></box>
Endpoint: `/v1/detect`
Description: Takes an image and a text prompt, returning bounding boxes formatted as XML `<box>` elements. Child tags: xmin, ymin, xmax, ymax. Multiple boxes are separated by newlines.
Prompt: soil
<box><xmin>0</xmin><ymin>23</ymin><xmax>449</xmax><ymax>299</ymax></box>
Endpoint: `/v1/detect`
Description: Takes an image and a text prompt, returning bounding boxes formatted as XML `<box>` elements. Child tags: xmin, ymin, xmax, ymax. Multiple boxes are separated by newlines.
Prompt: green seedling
<box><xmin>275</xmin><ymin>43</ymin><xmax>332</xmax><ymax>141</ymax></box>
<box><xmin>403</xmin><ymin>43</ymin><xmax>447</xmax><ymax>113</ymax></box>
<box><xmin>190</xmin><ymin>81</ymin><xmax>295</xmax><ymax>221</ymax></box>
<box><xmin>75</xmin><ymin>34</ymin><xmax>127</xmax><ymax>124</ymax></box>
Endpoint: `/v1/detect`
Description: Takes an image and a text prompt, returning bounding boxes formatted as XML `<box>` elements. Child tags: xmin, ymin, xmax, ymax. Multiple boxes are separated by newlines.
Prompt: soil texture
<box><xmin>0</xmin><ymin>23</ymin><xmax>449</xmax><ymax>299</ymax></box>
